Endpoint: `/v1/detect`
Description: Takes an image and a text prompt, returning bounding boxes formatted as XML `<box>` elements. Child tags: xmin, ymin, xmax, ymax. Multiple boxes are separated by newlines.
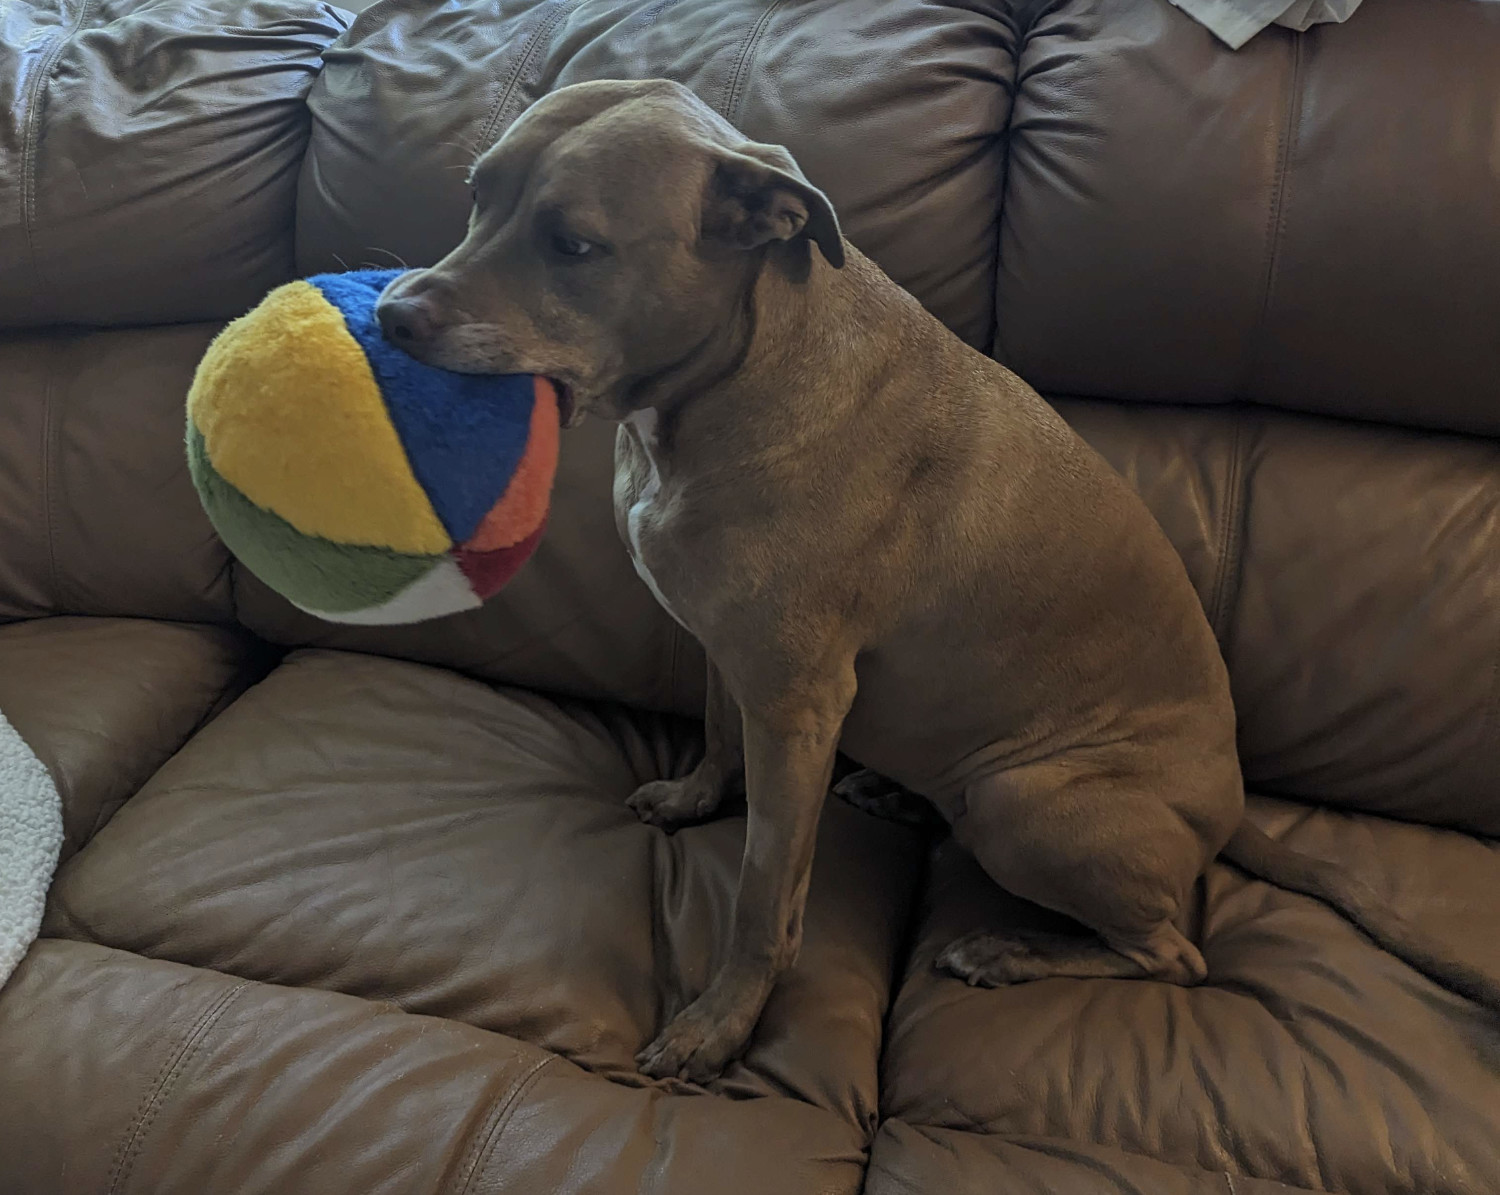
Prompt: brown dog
<box><xmin>377</xmin><ymin>78</ymin><xmax>1499</xmax><ymax>1083</ymax></box>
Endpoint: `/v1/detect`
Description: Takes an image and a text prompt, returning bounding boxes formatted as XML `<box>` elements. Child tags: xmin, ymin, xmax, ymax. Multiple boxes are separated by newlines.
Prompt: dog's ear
<box><xmin>702</xmin><ymin>142</ymin><xmax>845</xmax><ymax>269</ymax></box>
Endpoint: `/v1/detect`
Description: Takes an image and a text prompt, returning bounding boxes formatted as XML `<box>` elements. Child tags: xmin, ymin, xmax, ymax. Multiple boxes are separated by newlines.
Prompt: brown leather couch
<box><xmin>2</xmin><ymin>0</ymin><xmax>1498</xmax><ymax>1191</ymax></box>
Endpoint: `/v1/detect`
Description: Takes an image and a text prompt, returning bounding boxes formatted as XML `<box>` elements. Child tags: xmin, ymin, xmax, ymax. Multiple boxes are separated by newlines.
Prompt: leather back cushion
<box><xmin>0</xmin><ymin>328</ymin><xmax>234</xmax><ymax>623</ymax></box>
<box><xmin>273</xmin><ymin>0</ymin><xmax>1021</xmax><ymax>709</ymax></box>
<box><xmin>298</xmin><ymin>0</ymin><xmax>1500</xmax><ymax>437</ymax></box>
<box><xmin>0</xmin><ymin>0</ymin><xmax>347</xmax><ymax>329</ymax></box>
<box><xmin>1062</xmin><ymin>399</ymin><xmax>1500</xmax><ymax>834</ymax></box>
<box><xmin>296</xmin><ymin>0</ymin><xmax>1016</xmax><ymax>350</ymax></box>
<box><xmin>237</xmin><ymin>397</ymin><xmax>1500</xmax><ymax>835</ymax></box>
<box><xmin>232</xmin><ymin>417</ymin><xmax>695</xmax><ymax>716</ymax></box>
<box><xmin>3</xmin><ymin>0</ymin><xmax>1492</xmax><ymax>832</ymax></box>
<box><xmin>272</xmin><ymin>0</ymin><xmax>1500</xmax><ymax>831</ymax></box>
<box><xmin>998</xmin><ymin>0</ymin><xmax>1500</xmax><ymax>436</ymax></box>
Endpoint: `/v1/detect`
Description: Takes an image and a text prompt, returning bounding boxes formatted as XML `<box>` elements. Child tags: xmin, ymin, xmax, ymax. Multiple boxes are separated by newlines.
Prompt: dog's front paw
<box><xmin>636</xmin><ymin>993</ymin><xmax>756</xmax><ymax>1084</ymax></box>
<box><xmin>627</xmin><ymin>776</ymin><xmax>722</xmax><ymax>831</ymax></box>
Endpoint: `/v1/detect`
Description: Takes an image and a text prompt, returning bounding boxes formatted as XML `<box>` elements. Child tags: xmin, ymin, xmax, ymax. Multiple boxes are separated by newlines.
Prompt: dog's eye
<box><xmin>551</xmin><ymin>232</ymin><xmax>596</xmax><ymax>259</ymax></box>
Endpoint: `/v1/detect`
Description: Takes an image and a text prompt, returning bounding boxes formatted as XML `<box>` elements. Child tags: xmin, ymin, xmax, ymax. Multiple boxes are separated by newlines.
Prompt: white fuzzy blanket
<box><xmin>0</xmin><ymin>710</ymin><xmax>62</xmax><ymax>988</ymax></box>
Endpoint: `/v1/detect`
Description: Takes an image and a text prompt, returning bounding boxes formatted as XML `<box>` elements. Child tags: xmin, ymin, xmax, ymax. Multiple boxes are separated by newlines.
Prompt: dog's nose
<box><xmin>376</xmin><ymin>295</ymin><xmax>438</xmax><ymax>346</ymax></box>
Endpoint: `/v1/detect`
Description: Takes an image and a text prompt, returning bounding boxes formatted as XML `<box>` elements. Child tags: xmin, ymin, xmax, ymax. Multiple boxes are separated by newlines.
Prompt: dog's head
<box><xmin>375</xmin><ymin>78</ymin><xmax>843</xmax><ymax>425</ymax></box>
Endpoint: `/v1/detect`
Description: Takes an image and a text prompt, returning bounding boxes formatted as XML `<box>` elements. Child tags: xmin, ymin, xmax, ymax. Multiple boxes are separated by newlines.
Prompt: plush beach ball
<box><xmin>186</xmin><ymin>269</ymin><xmax>558</xmax><ymax>625</ymax></box>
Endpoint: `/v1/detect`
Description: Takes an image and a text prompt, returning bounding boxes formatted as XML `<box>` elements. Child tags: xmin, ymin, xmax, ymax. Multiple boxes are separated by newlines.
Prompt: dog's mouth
<box><xmin>550</xmin><ymin>379</ymin><xmax>582</xmax><ymax>429</ymax></box>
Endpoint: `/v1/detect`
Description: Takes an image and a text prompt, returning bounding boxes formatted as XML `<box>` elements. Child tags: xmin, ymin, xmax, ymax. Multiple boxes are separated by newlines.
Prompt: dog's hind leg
<box><xmin>939</xmin><ymin>921</ymin><xmax>1204</xmax><ymax>987</ymax></box>
<box><xmin>936</xmin><ymin>763</ymin><xmax>1215</xmax><ymax>988</ymax></box>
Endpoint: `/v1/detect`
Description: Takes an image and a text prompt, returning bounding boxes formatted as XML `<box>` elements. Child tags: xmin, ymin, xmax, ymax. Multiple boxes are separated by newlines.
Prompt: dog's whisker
<box><xmin>364</xmin><ymin>246</ymin><xmax>409</xmax><ymax>270</ymax></box>
<box><xmin>438</xmin><ymin>137</ymin><xmax>486</xmax><ymax>163</ymax></box>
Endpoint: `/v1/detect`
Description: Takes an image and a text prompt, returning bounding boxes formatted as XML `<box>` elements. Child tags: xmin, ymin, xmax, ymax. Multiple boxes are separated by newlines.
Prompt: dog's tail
<box><xmin>1220</xmin><ymin>820</ymin><xmax>1500</xmax><ymax>1012</ymax></box>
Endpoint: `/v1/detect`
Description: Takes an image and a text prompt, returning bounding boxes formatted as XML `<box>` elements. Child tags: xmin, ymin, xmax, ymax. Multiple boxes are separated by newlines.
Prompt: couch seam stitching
<box><xmin>990</xmin><ymin>0</ymin><xmax>1041</xmax><ymax>361</ymax></box>
<box><xmin>1208</xmin><ymin>415</ymin><xmax>1247</xmax><ymax>642</ymax></box>
<box><xmin>107</xmin><ymin>981</ymin><xmax>248</xmax><ymax>1195</ymax></box>
<box><xmin>476</xmin><ymin>0</ymin><xmax>578</xmax><ymax>151</ymax></box>
<box><xmin>224</xmin><ymin>548</ymin><xmax>241</xmax><ymax>624</ymax></box>
<box><xmin>719</xmin><ymin>0</ymin><xmax>782</xmax><ymax>124</ymax></box>
<box><xmin>39</xmin><ymin>354</ymin><xmax>62</xmax><ymax>613</ymax></box>
<box><xmin>453</xmin><ymin>1053</ymin><xmax>557</xmax><ymax>1195</ymax></box>
<box><xmin>20</xmin><ymin>0</ymin><xmax>95</xmax><ymax>311</ymax></box>
<box><xmin>1242</xmin><ymin>31</ymin><xmax>1302</xmax><ymax>398</ymax></box>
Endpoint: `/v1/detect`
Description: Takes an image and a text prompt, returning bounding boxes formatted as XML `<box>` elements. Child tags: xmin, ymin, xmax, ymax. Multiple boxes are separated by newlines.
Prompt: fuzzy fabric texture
<box><xmin>317</xmin><ymin>270</ymin><xmax>542</xmax><ymax>545</ymax></box>
<box><xmin>299</xmin><ymin>556</ymin><xmax>486</xmax><ymax>624</ymax></box>
<box><xmin>185</xmin><ymin>269</ymin><xmax>558</xmax><ymax>624</ymax></box>
<box><xmin>467</xmin><ymin>379</ymin><xmax>560</xmax><ymax>551</ymax></box>
<box><xmin>454</xmin><ymin>519</ymin><xmax>548</xmax><ymax>596</ymax></box>
<box><xmin>189</xmin><ymin>279</ymin><xmax>450</xmax><ymax>555</ymax></box>
<box><xmin>188</xmin><ymin>426</ymin><xmax>442</xmax><ymax>613</ymax></box>
<box><xmin>0</xmin><ymin>710</ymin><xmax>62</xmax><ymax>989</ymax></box>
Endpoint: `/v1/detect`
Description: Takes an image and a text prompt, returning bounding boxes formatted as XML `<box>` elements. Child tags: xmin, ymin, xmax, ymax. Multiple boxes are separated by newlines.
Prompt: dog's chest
<box><xmin>619</xmin><ymin>409</ymin><xmax>685</xmax><ymax>627</ymax></box>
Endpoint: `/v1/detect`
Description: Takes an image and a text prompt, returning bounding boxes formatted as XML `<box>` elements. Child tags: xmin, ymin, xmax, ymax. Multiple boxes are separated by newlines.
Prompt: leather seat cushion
<box><xmin>0</xmin><ymin>616</ymin><xmax>258</xmax><ymax>861</ymax></box>
<box><xmin>875</xmin><ymin>798</ymin><xmax>1500</xmax><ymax>1194</ymax></box>
<box><xmin>39</xmin><ymin>648</ymin><xmax>928</xmax><ymax>1185</ymax></box>
<box><xmin>0</xmin><ymin>940</ymin><xmax>874</xmax><ymax>1194</ymax></box>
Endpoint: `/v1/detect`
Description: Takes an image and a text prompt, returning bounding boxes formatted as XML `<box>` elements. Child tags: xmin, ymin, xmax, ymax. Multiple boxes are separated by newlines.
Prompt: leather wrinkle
<box><xmin>39</xmin><ymin>349</ymin><xmax>62</xmax><ymax>614</ymax></box>
<box><xmin>988</xmin><ymin>0</ymin><xmax>1034</xmax><ymax>361</ymax></box>
<box><xmin>106</xmin><ymin>980</ymin><xmax>249</xmax><ymax>1195</ymax></box>
<box><xmin>644</xmin><ymin>823</ymin><xmax>676</xmax><ymax>1037</ymax></box>
<box><xmin>664</xmin><ymin>619</ymin><xmax>685</xmax><ymax>711</ymax></box>
<box><xmin>1244</xmin><ymin>30</ymin><xmax>1305</xmax><ymax>398</ymax></box>
<box><xmin>452</xmin><ymin>1052</ymin><xmax>558</xmax><ymax>1195</ymax></box>
<box><xmin>477</xmin><ymin>0</ymin><xmax>581</xmax><ymax>152</ymax></box>
<box><xmin>1208</xmin><ymin>412</ymin><xmax>1249</xmax><ymax>645</ymax></box>
<box><xmin>79</xmin><ymin>656</ymin><xmax>257</xmax><ymax>846</ymax></box>
<box><xmin>902</xmin><ymin>1120</ymin><xmax>1289</xmax><ymax>1188</ymax></box>
<box><xmin>1483</xmin><ymin>463</ymin><xmax>1500</xmax><ymax>801</ymax></box>
<box><xmin>720</xmin><ymin>0</ymin><xmax>783</xmax><ymax>125</ymax></box>
<box><xmin>20</xmin><ymin>0</ymin><xmax>96</xmax><ymax>311</ymax></box>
